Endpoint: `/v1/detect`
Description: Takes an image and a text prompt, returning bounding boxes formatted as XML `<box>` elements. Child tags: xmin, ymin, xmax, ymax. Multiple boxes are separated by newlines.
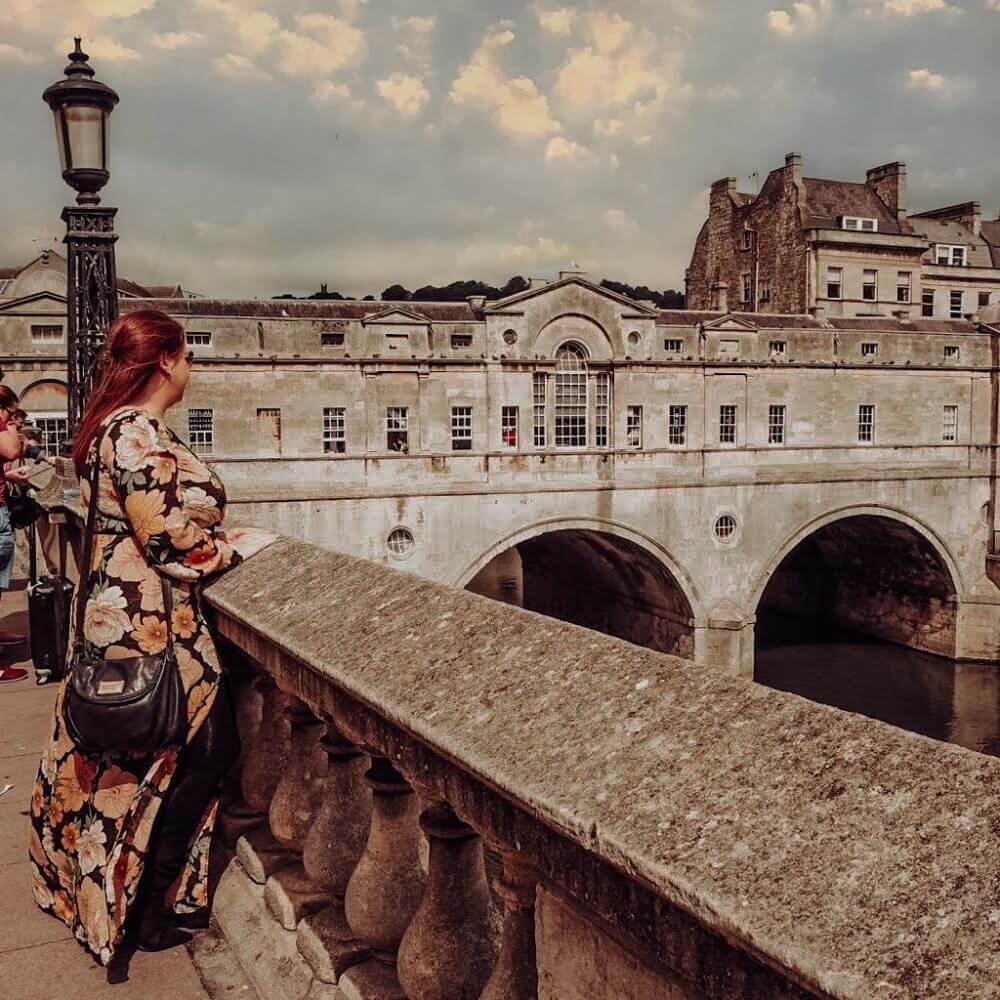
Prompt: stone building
<box><xmin>686</xmin><ymin>153</ymin><xmax>1000</xmax><ymax>321</ymax></box>
<box><xmin>4</xmin><ymin>247</ymin><xmax>1000</xmax><ymax>674</ymax></box>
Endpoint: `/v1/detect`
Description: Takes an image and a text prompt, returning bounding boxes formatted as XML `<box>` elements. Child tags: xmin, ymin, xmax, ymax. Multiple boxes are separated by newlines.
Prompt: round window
<box><xmin>714</xmin><ymin>515</ymin><xmax>738</xmax><ymax>542</ymax></box>
<box><xmin>502</xmin><ymin>328</ymin><xmax>518</xmax><ymax>346</ymax></box>
<box><xmin>387</xmin><ymin>527</ymin><xmax>415</xmax><ymax>559</ymax></box>
<box><xmin>627</xmin><ymin>331</ymin><xmax>641</xmax><ymax>350</ymax></box>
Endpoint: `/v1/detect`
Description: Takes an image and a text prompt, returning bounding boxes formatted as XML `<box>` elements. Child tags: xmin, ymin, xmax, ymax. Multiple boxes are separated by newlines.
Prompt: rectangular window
<box><xmin>501</xmin><ymin>405</ymin><xmax>518</xmax><ymax>448</ymax></box>
<box><xmin>186</xmin><ymin>331</ymin><xmax>212</xmax><ymax>347</ymax></box>
<box><xmin>826</xmin><ymin>267</ymin><xmax>843</xmax><ymax>299</ymax></box>
<box><xmin>861</xmin><ymin>342</ymin><xmax>878</xmax><ymax>357</ymax></box>
<box><xmin>769</xmin><ymin>340</ymin><xmax>786</xmax><ymax>356</ymax></box>
<box><xmin>842</xmin><ymin>216</ymin><xmax>878</xmax><ymax>232</ymax></box>
<box><xmin>663</xmin><ymin>338</ymin><xmax>683</xmax><ymax>353</ymax></box>
<box><xmin>451</xmin><ymin>406</ymin><xmax>473</xmax><ymax>450</ymax></box>
<box><xmin>256</xmin><ymin>407</ymin><xmax>281</xmax><ymax>456</ymax></box>
<box><xmin>897</xmin><ymin>272</ymin><xmax>911</xmax><ymax>303</ymax></box>
<box><xmin>595</xmin><ymin>372</ymin><xmax>610</xmax><ymax>448</ymax></box>
<box><xmin>759</xmin><ymin>280</ymin><xmax>771</xmax><ymax>303</ymax></box>
<box><xmin>922</xmin><ymin>289</ymin><xmax>935</xmax><ymax>317</ymax></box>
<box><xmin>30</xmin><ymin>324</ymin><xmax>64</xmax><ymax>343</ymax></box>
<box><xmin>32</xmin><ymin>412</ymin><xmax>68</xmax><ymax>455</ymax></box>
<box><xmin>943</xmin><ymin>404</ymin><xmax>958</xmax><ymax>443</ymax></box>
<box><xmin>719</xmin><ymin>404</ymin><xmax>737</xmax><ymax>445</ymax></box>
<box><xmin>321</xmin><ymin>330</ymin><xmax>345</xmax><ymax>346</ymax></box>
<box><xmin>944</xmin><ymin>344</ymin><xmax>960</xmax><ymax>361</ymax></box>
<box><xmin>862</xmin><ymin>269</ymin><xmax>878</xmax><ymax>302</ymax></box>
<box><xmin>450</xmin><ymin>334</ymin><xmax>473</xmax><ymax>349</ymax></box>
<box><xmin>555</xmin><ymin>368</ymin><xmax>587</xmax><ymax>448</ymax></box>
<box><xmin>386</xmin><ymin>406</ymin><xmax>409</xmax><ymax>453</ymax></box>
<box><xmin>532</xmin><ymin>373</ymin><xmax>546</xmax><ymax>448</ymax></box>
<box><xmin>950</xmin><ymin>290</ymin><xmax>964</xmax><ymax>318</ymax></box>
<box><xmin>742</xmin><ymin>229</ymin><xmax>754</xmax><ymax>251</ymax></box>
<box><xmin>668</xmin><ymin>405</ymin><xmax>687</xmax><ymax>446</ymax></box>
<box><xmin>626</xmin><ymin>405</ymin><xmax>643</xmax><ymax>449</ymax></box>
<box><xmin>188</xmin><ymin>408</ymin><xmax>214</xmax><ymax>456</ymax></box>
<box><xmin>768</xmin><ymin>404</ymin><xmax>786</xmax><ymax>445</ymax></box>
<box><xmin>979</xmin><ymin>292</ymin><xmax>991</xmax><ymax>309</ymax></box>
<box><xmin>936</xmin><ymin>244</ymin><xmax>967</xmax><ymax>266</ymax></box>
<box><xmin>858</xmin><ymin>404</ymin><xmax>875</xmax><ymax>444</ymax></box>
<box><xmin>322</xmin><ymin>406</ymin><xmax>346</xmax><ymax>454</ymax></box>
<box><xmin>740</xmin><ymin>272</ymin><xmax>751</xmax><ymax>304</ymax></box>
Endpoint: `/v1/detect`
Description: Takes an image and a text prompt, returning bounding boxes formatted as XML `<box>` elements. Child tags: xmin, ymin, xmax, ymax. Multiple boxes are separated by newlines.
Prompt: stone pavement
<box><xmin>0</xmin><ymin>587</ymin><xmax>244</xmax><ymax>1000</ymax></box>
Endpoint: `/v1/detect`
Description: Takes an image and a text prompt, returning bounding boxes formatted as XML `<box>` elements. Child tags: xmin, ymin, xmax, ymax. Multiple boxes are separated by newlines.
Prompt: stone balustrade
<box><xmin>32</xmin><ymin>480</ymin><xmax>1000</xmax><ymax>1000</ymax></box>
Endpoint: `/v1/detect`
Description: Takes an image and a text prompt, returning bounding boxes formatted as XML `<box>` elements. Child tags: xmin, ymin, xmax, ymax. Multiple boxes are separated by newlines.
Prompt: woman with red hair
<box><xmin>29</xmin><ymin>310</ymin><xmax>275</xmax><ymax>963</ymax></box>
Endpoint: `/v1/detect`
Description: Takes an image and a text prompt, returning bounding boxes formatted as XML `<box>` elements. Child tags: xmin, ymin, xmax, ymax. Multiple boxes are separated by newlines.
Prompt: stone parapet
<box><xmin>198</xmin><ymin>535</ymin><xmax>1000</xmax><ymax>1000</ymax></box>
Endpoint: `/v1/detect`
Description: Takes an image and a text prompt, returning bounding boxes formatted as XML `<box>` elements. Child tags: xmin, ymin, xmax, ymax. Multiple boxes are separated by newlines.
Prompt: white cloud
<box><xmin>151</xmin><ymin>31</ymin><xmax>206</xmax><ymax>50</ymax></box>
<box><xmin>80</xmin><ymin>0</ymin><xmax>155</xmax><ymax>15</ymax></box>
<box><xmin>545</xmin><ymin>136</ymin><xmax>590</xmax><ymax>163</ymax></box>
<box><xmin>56</xmin><ymin>35</ymin><xmax>140</xmax><ymax>62</ymax></box>
<box><xmin>392</xmin><ymin>15</ymin><xmax>436</xmax><ymax>33</ymax></box>
<box><xmin>879</xmin><ymin>0</ymin><xmax>958</xmax><ymax>13</ymax></box>
<box><xmin>705</xmin><ymin>83</ymin><xmax>740</xmax><ymax>102</ymax></box>
<box><xmin>194</xmin><ymin>2</ymin><xmax>280</xmax><ymax>54</ymax></box>
<box><xmin>214</xmin><ymin>53</ymin><xmax>269</xmax><ymax>80</ymax></box>
<box><xmin>277</xmin><ymin>14</ymin><xmax>365</xmax><ymax>78</ymax></box>
<box><xmin>767</xmin><ymin>1</ymin><xmax>831</xmax><ymax>35</ymax></box>
<box><xmin>450</xmin><ymin>26</ymin><xmax>561</xmax><ymax>139</ymax></box>
<box><xmin>905</xmin><ymin>67</ymin><xmax>956</xmax><ymax>92</ymax></box>
<box><xmin>593</xmin><ymin>118</ymin><xmax>623</xmax><ymax>137</ymax></box>
<box><xmin>604</xmin><ymin>209</ymin><xmax>637</xmax><ymax>231</ymax></box>
<box><xmin>377</xmin><ymin>73</ymin><xmax>430</xmax><ymax>118</ymax></box>
<box><xmin>0</xmin><ymin>42</ymin><xmax>41</xmax><ymax>64</ymax></box>
<box><xmin>537</xmin><ymin>7</ymin><xmax>577</xmax><ymax>34</ymax></box>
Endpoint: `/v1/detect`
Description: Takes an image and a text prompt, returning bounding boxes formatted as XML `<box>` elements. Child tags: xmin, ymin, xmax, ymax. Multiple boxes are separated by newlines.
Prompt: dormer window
<box><xmin>935</xmin><ymin>244</ymin><xmax>967</xmax><ymax>266</ymax></box>
<box><xmin>321</xmin><ymin>330</ymin><xmax>345</xmax><ymax>346</ymax></box>
<box><xmin>842</xmin><ymin>216</ymin><xmax>878</xmax><ymax>232</ymax></box>
<box><xmin>450</xmin><ymin>334</ymin><xmax>473</xmax><ymax>349</ymax></box>
<box><xmin>741</xmin><ymin>229</ymin><xmax>754</xmax><ymax>251</ymax></box>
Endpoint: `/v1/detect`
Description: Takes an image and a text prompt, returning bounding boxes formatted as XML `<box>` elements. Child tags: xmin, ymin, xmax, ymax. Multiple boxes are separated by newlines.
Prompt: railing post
<box><xmin>216</xmin><ymin>667</ymin><xmax>265</xmax><ymax>849</ymax></box>
<box><xmin>296</xmin><ymin>723</ymin><xmax>373</xmax><ymax>983</ymax></box>
<box><xmin>397</xmin><ymin>802</ymin><xmax>498</xmax><ymax>1000</ymax></box>
<box><xmin>264</xmin><ymin>700</ymin><xmax>328</xmax><ymax>929</ymax></box>
<box><xmin>342</xmin><ymin>757</ymin><xmax>426</xmax><ymax>998</ymax></box>
<box><xmin>479</xmin><ymin>852</ymin><xmax>538</xmax><ymax>1000</ymax></box>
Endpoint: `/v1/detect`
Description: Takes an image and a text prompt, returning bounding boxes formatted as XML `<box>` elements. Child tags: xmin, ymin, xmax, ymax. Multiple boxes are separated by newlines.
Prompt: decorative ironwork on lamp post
<box><xmin>42</xmin><ymin>38</ymin><xmax>120</xmax><ymax>437</ymax></box>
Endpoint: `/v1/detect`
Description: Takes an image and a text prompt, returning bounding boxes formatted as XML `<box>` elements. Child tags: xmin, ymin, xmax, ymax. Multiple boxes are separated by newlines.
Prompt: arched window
<box><xmin>555</xmin><ymin>342</ymin><xmax>588</xmax><ymax>447</ymax></box>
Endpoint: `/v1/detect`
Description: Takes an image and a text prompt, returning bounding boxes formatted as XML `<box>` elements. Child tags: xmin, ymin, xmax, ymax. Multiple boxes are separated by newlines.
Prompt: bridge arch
<box><xmin>752</xmin><ymin>504</ymin><xmax>962</xmax><ymax>660</ymax></box>
<box><xmin>458</xmin><ymin>518</ymin><xmax>700</xmax><ymax>660</ymax></box>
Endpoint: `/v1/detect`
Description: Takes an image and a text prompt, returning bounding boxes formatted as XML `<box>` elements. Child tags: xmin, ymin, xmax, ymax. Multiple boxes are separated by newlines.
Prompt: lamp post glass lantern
<box><xmin>43</xmin><ymin>37</ymin><xmax>121</xmax><ymax>438</ymax></box>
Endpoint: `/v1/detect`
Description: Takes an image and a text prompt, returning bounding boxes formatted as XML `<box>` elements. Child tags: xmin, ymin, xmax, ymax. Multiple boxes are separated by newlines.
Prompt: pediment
<box><xmin>363</xmin><ymin>306</ymin><xmax>431</xmax><ymax>326</ymax></box>
<box><xmin>0</xmin><ymin>290</ymin><xmax>67</xmax><ymax>314</ymax></box>
<box><xmin>486</xmin><ymin>276</ymin><xmax>659</xmax><ymax>317</ymax></box>
<box><xmin>701</xmin><ymin>313</ymin><xmax>758</xmax><ymax>333</ymax></box>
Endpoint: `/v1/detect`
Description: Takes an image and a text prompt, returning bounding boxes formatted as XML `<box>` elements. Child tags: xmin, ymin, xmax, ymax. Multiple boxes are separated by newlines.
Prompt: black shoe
<box><xmin>135</xmin><ymin>903</ymin><xmax>193</xmax><ymax>953</ymax></box>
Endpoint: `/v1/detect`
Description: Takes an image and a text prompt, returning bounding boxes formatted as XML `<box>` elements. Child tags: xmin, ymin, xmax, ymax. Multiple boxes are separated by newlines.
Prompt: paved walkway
<box><xmin>0</xmin><ymin>588</ymin><xmax>215</xmax><ymax>1000</ymax></box>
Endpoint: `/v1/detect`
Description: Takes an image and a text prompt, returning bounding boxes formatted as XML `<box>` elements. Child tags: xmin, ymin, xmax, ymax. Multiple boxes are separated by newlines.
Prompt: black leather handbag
<box><xmin>6</xmin><ymin>479</ymin><xmax>43</xmax><ymax>529</ymax></box>
<box><xmin>62</xmin><ymin>426</ymin><xmax>187</xmax><ymax>755</ymax></box>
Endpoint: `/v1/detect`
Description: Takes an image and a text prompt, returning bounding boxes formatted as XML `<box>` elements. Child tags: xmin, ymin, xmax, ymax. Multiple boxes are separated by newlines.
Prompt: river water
<box><xmin>754</xmin><ymin>615</ymin><xmax>1000</xmax><ymax>758</ymax></box>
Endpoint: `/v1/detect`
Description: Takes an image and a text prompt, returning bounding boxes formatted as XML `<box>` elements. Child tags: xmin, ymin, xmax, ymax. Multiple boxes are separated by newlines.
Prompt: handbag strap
<box><xmin>74</xmin><ymin>419</ymin><xmax>174</xmax><ymax>654</ymax></box>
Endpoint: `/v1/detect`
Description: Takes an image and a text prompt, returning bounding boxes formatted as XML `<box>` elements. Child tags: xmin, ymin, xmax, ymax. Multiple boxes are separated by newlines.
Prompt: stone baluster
<box><xmin>479</xmin><ymin>852</ymin><xmax>538</xmax><ymax>1000</ymax></box>
<box><xmin>216</xmin><ymin>668</ymin><xmax>265</xmax><ymax>849</ymax></box>
<box><xmin>397</xmin><ymin>802</ymin><xmax>498</xmax><ymax>1000</ymax></box>
<box><xmin>341</xmin><ymin>757</ymin><xmax>427</xmax><ymax>999</ymax></box>
<box><xmin>235</xmin><ymin>677</ymin><xmax>297</xmax><ymax>884</ymax></box>
<box><xmin>296</xmin><ymin>723</ymin><xmax>373</xmax><ymax>984</ymax></box>
<box><xmin>264</xmin><ymin>701</ymin><xmax>329</xmax><ymax>929</ymax></box>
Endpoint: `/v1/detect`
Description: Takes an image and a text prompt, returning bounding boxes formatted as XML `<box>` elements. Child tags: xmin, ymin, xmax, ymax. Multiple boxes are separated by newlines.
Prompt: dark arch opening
<box><xmin>466</xmin><ymin>529</ymin><xmax>695</xmax><ymax>659</ymax></box>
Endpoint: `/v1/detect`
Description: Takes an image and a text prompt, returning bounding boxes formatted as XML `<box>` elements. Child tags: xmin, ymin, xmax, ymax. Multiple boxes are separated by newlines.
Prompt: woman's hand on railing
<box><xmin>220</xmin><ymin>525</ymin><xmax>280</xmax><ymax>561</ymax></box>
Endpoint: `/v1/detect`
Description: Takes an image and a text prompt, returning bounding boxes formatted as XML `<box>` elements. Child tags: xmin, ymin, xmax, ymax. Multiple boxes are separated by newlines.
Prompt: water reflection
<box><xmin>755</xmin><ymin>614</ymin><xmax>1000</xmax><ymax>758</ymax></box>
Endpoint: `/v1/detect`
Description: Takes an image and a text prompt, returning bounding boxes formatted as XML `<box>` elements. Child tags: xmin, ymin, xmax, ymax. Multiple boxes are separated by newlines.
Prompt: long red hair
<box><xmin>73</xmin><ymin>310</ymin><xmax>184</xmax><ymax>475</ymax></box>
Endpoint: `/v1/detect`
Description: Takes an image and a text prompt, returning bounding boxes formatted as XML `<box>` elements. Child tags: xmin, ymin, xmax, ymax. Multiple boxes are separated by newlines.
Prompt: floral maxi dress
<box><xmin>29</xmin><ymin>407</ymin><xmax>252</xmax><ymax>965</ymax></box>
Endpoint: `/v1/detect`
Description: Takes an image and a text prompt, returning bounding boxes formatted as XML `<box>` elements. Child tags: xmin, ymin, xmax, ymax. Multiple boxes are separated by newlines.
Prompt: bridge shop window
<box><xmin>501</xmin><ymin>406</ymin><xmax>518</xmax><ymax>448</ymax></box>
<box><xmin>626</xmin><ymin>406</ymin><xmax>643</xmax><ymax>449</ymax></box>
<box><xmin>826</xmin><ymin>267</ymin><xmax>843</xmax><ymax>300</ymax></box>
<box><xmin>857</xmin><ymin>404</ymin><xmax>875</xmax><ymax>444</ymax></box>
<box><xmin>554</xmin><ymin>342</ymin><xmax>588</xmax><ymax>448</ymax></box>
<box><xmin>862</xmin><ymin>269</ymin><xmax>878</xmax><ymax>302</ymax></box>
<box><xmin>321</xmin><ymin>330</ymin><xmax>345</xmax><ymax>346</ymax></box>
<box><xmin>950</xmin><ymin>290</ymin><xmax>964</xmax><ymax>319</ymax></box>
<box><xmin>450</xmin><ymin>334</ymin><xmax>473</xmax><ymax>350</ymax></box>
<box><xmin>595</xmin><ymin>372</ymin><xmax>610</xmax><ymax>448</ymax></box>
<box><xmin>451</xmin><ymin>406</ymin><xmax>473</xmax><ymax>451</ymax></box>
<box><xmin>942</xmin><ymin>404</ymin><xmax>958</xmax><ymax>443</ymax></box>
<box><xmin>719</xmin><ymin>404</ymin><xmax>737</xmax><ymax>446</ymax></box>
<box><xmin>187</xmin><ymin>408</ymin><xmax>214</xmax><ymax>456</ymax></box>
<box><xmin>386</xmin><ymin>407</ymin><xmax>409</xmax><ymax>453</ymax></box>
<box><xmin>922</xmin><ymin>289</ymin><xmax>935</xmax><ymax>317</ymax></box>
<box><xmin>861</xmin><ymin>342</ymin><xmax>878</xmax><ymax>357</ymax></box>
<box><xmin>768</xmin><ymin>404</ymin><xmax>786</xmax><ymax>445</ymax></box>
<box><xmin>323</xmin><ymin>407</ymin><xmax>346</xmax><ymax>454</ymax></box>
<box><xmin>532</xmin><ymin>373</ymin><xmax>546</xmax><ymax>447</ymax></box>
<box><xmin>30</xmin><ymin>324</ymin><xmax>64</xmax><ymax>344</ymax></box>
<box><xmin>769</xmin><ymin>340</ymin><xmax>786</xmax><ymax>357</ymax></box>
<box><xmin>664</xmin><ymin>338</ymin><xmax>683</xmax><ymax>353</ymax></box>
<box><xmin>186</xmin><ymin>330</ymin><xmax>212</xmax><ymax>348</ymax></box>
<box><xmin>668</xmin><ymin>405</ymin><xmax>687</xmax><ymax>446</ymax></box>
<box><xmin>944</xmin><ymin>344</ymin><xmax>960</xmax><ymax>361</ymax></box>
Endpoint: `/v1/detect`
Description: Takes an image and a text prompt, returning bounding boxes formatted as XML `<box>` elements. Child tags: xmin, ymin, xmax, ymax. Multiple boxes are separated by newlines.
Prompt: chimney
<box><xmin>558</xmin><ymin>263</ymin><xmax>587</xmax><ymax>281</ymax></box>
<box><xmin>711</xmin><ymin>281</ymin><xmax>729</xmax><ymax>313</ymax></box>
<box><xmin>320</xmin><ymin>282</ymin><xmax>328</xmax><ymax>295</ymax></box>
<box><xmin>866</xmin><ymin>161</ymin><xmax>907</xmax><ymax>223</ymax></box>
<box><xmin>528</xmin><ymin>277</ymin><xmax>549</xmax><ymax>289</ymax></box>
<box><xmin>784</xmin><ymin>152</ymin><xmax>802</xmax><ymax>183</ymax></box>
<box><xmin>466</xmin><ymin>294</ymin><xmax>487</xmax><ymax>311</ymax></box>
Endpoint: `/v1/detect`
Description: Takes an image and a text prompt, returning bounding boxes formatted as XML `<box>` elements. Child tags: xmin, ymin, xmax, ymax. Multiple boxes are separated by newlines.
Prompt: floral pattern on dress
<box><xmin>29</xmin><ymin>407</ymin><xmax>249</xmax><ymax>966</ymax></box>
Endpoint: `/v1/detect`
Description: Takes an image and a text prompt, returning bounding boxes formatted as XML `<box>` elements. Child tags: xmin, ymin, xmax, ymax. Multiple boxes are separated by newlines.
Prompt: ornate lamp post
<box><xmin>43</xmin><ymin>38</ymin><xmax>120</xmax><ymax>436</ymax></box>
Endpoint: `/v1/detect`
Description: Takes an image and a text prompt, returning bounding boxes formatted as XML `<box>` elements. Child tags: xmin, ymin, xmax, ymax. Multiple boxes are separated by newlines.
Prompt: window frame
<box><xmin>896</xmin><ymin>271</ymin><xmax>911</xmax><ymax>304</ymax></box>
<box><xmin>450</xmin><ymin>333</ymin><xmax>473</xmax><ymax>350</ymax></box>
<box><xmin>767</xmin><ymin>404</ymin><xmax>786</xmax><ymax>445</ymax></box>
<box><xmin>942</xmin><ymin>404</ymin><xmax>958</xmax><ymax>443</ymax></box>
<box><xmin>740</xmin><ymin>272</ymin><xmax>752</xmax><ymax>304</ymax></box>
<box><xmin>741</xmin><ymin>229</ymin><xmax>754</xmax><ymax>251</ymax></box>
<box><xmin>862</xmin><ymin>269</ymin><xmax>878</xmax><ymax>302</ymax></box>
<box><xmin>826</xmin><ymin>266</ymin><xmax>843</xmax><ymax>300</ymax></box>
<box><xmin>386</xmin><ymin>406</ymin><xmax>409</xmax><ymax>453</ymax></box>
<box><xmin>594</xmin><ymin>371</ymin><xmax>611</xmax><ymax>449</ymax></box>
<box><xmin>501</xmin><ymin>405</ymin><xmax>518</xmax><ymax>449</ymax></box>
<box><xmin>30</xmin><ymin>324</ymin><xmax>64</xmax><ymax>344</ymax></box>
<box><xmin>857</xmin><ymin>403</ymin><xmax>875</xmax><ymax>444</ymax></box>
<box><xmin>663</xmin><ymin>338</ymin><xmax>683</xmax><ymax>353</ymax></box>
<box><xmin>668</xmin><ymin>404</ymin><xmax>687</xmax><ymax>447</ymax></box>
<box><xmin>950</xmin><ymin>290</ymin><xmax>964</xmax><ymax>319</ymax></box>
<box><xmin>943</xmin><ymin>344</ymin><xmax>960</xmax><ymax>361</ymax></box>
<box><xmin>187</xmin><ymin>407</ymin><xmax>214</xmax><ymax>456</ymax></box>
<box><xmin>719</xmin><ymin>404</ymin><xmax>737</xmax><ymax>446</ymax></box>
<box><xmin>841</xmin><ymin>216</ymin><xmax>878</xmax><ymax>232</ymax></box>
<box><xmin>532</xmin><ymin>373</ymin><xmax>547</xmax><ymax>448</ymax></box>
<box><xmin>922</xmin><ymin>288</ymin><xmax>935</xmax><ymax>318</ymax></box>
<box><xmin>935</xmin><ymin>244</ymin><xmax>967</xmax><ymax>267</ymax></box>
<box><xmin>185</xmin><ymin>330</ymin><xmax>212</xmax><ymax>348</ymax></box>
<box><xmin>320</xmin><ymin>330</ymin><xmax>346</xmax><ymax>347</ymax></box>
<box><xmin>322</xmin><ymin>406</ymin><xmax>346</xmax><ymax>454</ymax></box>
<box><xmin>861</xmin><ymin>342</ymin><xmax>878</xmax><ymax>357</ymax></box>
<box><xmin>768</xmin><ymin>339</ymin><xmax>786</xmax><ymax>357</ymax></box>
<box><xmin>554</xmin><ymin>342</ymin><xmax>589</xmax><ymax>448</ymax></box>
<box><xmin>450</xmin><ymin>405</ymin><xmax>473</xmax><ymax>451</ymax></box>
<box><xmin>626</xmin><ymin>405</ymin><xmax>643</xmax><ymax>450</ymax></box>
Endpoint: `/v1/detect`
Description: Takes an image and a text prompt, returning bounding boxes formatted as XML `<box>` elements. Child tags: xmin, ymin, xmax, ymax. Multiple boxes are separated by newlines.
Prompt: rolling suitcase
<box><xmin>27</xmin><ymin>523</ymin><xmax>73</xmax><ymax>685</ymax></box>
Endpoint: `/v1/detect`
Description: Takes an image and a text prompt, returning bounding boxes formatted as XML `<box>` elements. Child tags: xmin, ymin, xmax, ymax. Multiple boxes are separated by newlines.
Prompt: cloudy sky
<box><xmin>1</xmin><ymin>0</ymin><xmax>998</xmax><ymax>298</ymax></box>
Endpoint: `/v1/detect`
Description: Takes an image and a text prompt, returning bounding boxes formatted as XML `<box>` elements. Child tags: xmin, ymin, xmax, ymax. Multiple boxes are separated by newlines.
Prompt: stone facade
<box><xmin>687</xmin><ymin>153</ymin><xmax>1000</xmax><ymax>321</ymax></box>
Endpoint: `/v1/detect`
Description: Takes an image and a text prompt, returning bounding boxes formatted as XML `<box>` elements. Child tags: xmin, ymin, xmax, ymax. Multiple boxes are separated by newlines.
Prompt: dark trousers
<box><xmin>143</xmin><ymin>679</ymin><xmax>240</xmax><ymax>903</ymax></box>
